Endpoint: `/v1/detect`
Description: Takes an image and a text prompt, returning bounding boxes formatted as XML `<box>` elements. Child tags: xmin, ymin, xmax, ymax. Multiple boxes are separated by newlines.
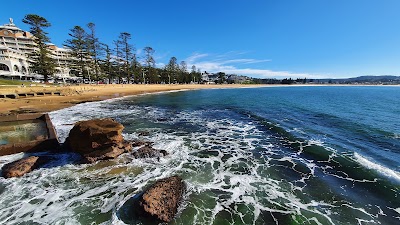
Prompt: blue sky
<box><xmin>2</xmin><ymin>0</ymin><xmax>400</xmax><ymax>79</ymax></box>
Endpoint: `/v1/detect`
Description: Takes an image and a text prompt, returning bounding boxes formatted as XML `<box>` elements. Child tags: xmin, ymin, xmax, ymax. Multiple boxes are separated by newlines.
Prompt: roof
<box><xmin>0</xmin><ymin>18</ymin><xmax>23</xmax><ymax>33</ymax></box>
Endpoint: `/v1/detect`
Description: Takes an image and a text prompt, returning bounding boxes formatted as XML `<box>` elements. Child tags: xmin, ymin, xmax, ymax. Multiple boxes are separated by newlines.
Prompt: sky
<box><xmin>2</xmin><ymin>0</ymin><xmax>400</xmax><ymax>79</ymax></box>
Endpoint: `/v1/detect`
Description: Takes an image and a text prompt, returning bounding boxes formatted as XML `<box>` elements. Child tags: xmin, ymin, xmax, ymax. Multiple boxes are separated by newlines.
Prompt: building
<box><xmin>201</xmin><ymin>71</ymin><xmax>219</xmax><ymax>84</ymax></box>
<box><xmin>0</xmin><ymin>18</ymin><xmax>74</xmax><ymax>81</ymax></box>
<box><xmin>47</xmin><ymin>43</ymin><xmax>73</xmax><ymax>81</ymax></box>
<box><xmin>0</xmin><ymin>18</ymin><xmax>34</xmax><ymax>79</ymax></box>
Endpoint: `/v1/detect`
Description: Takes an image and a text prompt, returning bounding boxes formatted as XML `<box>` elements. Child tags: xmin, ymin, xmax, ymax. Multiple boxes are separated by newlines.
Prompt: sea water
<box><xmin>0</xmin><ymin>86</ymin><xmax>399</xmax><ymax>225</ymax></box>
<box><xmin>0</xmin><ymin>120</ymin><xmax>48</xmax><ymax>145</ymax></box>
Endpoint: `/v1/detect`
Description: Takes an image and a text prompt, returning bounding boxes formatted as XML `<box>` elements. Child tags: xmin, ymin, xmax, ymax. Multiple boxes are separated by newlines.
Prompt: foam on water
<box><xmin>354</xmin><ymin>152</ymin><xmax>400</xmax><ymax>182</ymax></box>
<box><xmin>0</xmin><ymin>92</ymin><xmax>398</xmax><ymax>224</ymax></box>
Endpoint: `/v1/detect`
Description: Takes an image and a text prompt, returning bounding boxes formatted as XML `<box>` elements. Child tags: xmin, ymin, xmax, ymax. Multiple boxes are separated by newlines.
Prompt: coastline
<box><xmin>0</xmin><ymin>84</ymin><xmax>265</xmax><ymax>115</ymax></box>
<box><xmin>0</xmin><ymin>83</ymin><xmax>398</xmax><ymax>116</ymax></box>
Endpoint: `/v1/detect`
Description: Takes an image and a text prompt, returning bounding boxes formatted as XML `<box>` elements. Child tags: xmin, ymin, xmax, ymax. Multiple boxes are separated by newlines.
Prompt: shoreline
<box><xmin>0</xmin><ymin>83</ymin><xmax>398</xmax><ymax>116</ymax></box>
<box><xmin>0</xmin><ymin>84</ymin><xmax>265</xmax><ymax>115</ymax></box>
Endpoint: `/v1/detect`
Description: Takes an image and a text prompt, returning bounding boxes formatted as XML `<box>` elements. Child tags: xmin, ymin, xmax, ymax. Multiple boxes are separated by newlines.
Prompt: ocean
<box><xmin>0</xmin><ymin>86</ymin><xmax>399</xmax><ymax>225</ymax></box>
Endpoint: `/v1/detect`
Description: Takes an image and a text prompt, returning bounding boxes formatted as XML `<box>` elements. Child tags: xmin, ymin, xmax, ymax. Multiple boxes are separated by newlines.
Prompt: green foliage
<box><xmin>22</xmin><ymin>14</ymin><xmax>56</xmax><ymax>82</ymax></box>
<box><xmin>64</xmin><ymin>25</ymin><xmax>89</xmax><ymax>79</ymax></box>
<box><xmin>117</xmin><ymin>32</ymin><xmax>134</xmax><ymax>82</ymax></box>
<box><xmin>86</xmin><ymin>22</ymin><xmax>101</xmax><ymax>80</ymax></box>
<box><xmin>281</xmin><ymin>78</ymin><xmax>294</xmax><ymax>84</ymax></box>
<box><xmin>99</xmin><ymin>43</ymin><xmax>114</xmax><ymax>83</ymax></box>
<box><xmin>216</xmin><ymin>72</ymin><xmax>226</xmax><ymax>84</ymax></box>
<box><xmin>165</xmin><ymin>57</ymin><xmax>178</xmax><ymax>84</ymax></box>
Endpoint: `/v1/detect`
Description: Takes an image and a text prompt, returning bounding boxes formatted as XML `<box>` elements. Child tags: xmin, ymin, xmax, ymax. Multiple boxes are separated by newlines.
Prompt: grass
<box><xmin>0</xmin><ymin>78</ymin><xmax>31</xmax><ymax>86</ymax></box>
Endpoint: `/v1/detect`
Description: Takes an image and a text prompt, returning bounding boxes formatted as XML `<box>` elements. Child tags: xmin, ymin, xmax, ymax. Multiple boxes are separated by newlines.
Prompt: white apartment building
<box><xmin>0</xmin><ymin>18</ymin><xmax>33</xmax><ymax>79</ymax></box>
<box><xmin>0</xmin><ymin>18</ymin><xmax>74</xmax><ymax>81</ymax></box>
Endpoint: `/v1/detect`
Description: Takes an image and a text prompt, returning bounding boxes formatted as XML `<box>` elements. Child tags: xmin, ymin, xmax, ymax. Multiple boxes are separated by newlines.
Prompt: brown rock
<box><xmin>140</xmin><ymin>176</ymin><xmax>185</xmax><ymax>222</ymax></box>
<box><xmin>68</xmin><ymin>118</ymin><xmax>124</xmax><ymax>155</ymax></box>
<box><xmin>133</xmin><ymin>146</ymin><xmax>168</xmax><ymax>159</ymax></box>
<box><xmin>82</xmin><ymin>141</ymin><xmax>132</xmax><ymax>163</ymax></box>
<box><xmin>2</xmin><ymin>156</ymin><xmax>40</xmax><ymax>178</ymax></box>
<box><xmin>131</xmin><ymin>140</ymin><xmax>153</xmax><ymax>147</ymax></box>
<box><xmin>67</xmin><ymin>118</ymin><xmax>131</xmax><ymax>163</ymax></box>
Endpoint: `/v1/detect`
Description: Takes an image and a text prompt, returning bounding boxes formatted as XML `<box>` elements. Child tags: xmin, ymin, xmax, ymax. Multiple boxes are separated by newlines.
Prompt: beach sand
<box><xmin>0</xmin><ymin>84</ymin><xmax>261</xmax><ymax>115</ymax></box>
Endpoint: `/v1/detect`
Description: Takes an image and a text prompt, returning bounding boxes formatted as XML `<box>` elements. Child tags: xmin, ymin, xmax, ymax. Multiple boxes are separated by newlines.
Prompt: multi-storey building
<box><xmin>47</xmin><ymin>43</ymin><xmax>73</xmax><ymax>80</ymax></box>
<box><xmin>0</xmin><ymin>18</ymin><xmax>33</xmax><ymax>79</ymax></box>
<box><xmin>0</xmin><ymin>18</ymin><xmax>74</xmax><ymax>81</ymax></box>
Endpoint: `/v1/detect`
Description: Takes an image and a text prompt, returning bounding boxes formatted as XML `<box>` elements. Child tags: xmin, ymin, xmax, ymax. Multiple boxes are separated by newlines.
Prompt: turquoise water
<box><xmin>0</xmin><ymin>86</ymin><xmax>399</xmax><ymax>224</ymax></box>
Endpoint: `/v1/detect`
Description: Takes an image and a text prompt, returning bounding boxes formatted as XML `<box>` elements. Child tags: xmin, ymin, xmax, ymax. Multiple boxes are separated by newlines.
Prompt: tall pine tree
<box><xmin>86</xmin><ymin>22</ymin><xmax>101</xmax><ymax>80</ymax></box>
<box><xmin>22</xmin><ymin>14</ymin><xmax>56</xmax><ymax>82</ymax></box>
<box><xmin>117</xmin><ymin>32</ymin><xmax>134</xmax><ymax>83</ymax></box>
<box><xmin>64</xmin><ymin>26</ymin><xmax>88</xmax><ymax>79</ymax></box>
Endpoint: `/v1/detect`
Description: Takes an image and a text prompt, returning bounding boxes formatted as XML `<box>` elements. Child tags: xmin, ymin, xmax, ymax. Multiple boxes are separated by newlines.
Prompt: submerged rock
<box><xmin>140</xmin><ymin>176</ymin><xmax>185</xmax><ymax>222</ymax></box>
<box><xmin>2</xmin><ymin>156</ymin><xmax>40</xmax><ymax>178</ymax></box>
<box><xmin>67</xmin><ymin>118</ymin><xmax>131</xmax><ymax>163</ymax></box>
<box><xmin>82</xmin><ymin>141</ymin><xmax>132</xmax><ymax>163</ymax></box>
<box><xmin>131</xmin><ymin>140</ymin><xmax>153</xmax><ymax>147</ymax></box>
<box><xmin>137</xmin><ymin>131</ymin><xmax>150</xmax><ymax>136</ymax></box>
<box><xmin>133</xmin><ymin>146</ymin><xmax>168</xmax><ymax>159</ymax></box>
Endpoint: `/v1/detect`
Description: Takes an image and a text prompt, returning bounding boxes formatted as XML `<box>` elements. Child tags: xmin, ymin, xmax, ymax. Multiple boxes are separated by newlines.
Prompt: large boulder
<box><xmin>140</xmin><ymin>176</ymin><xmax>185</xmax><ymax>222</ymax></box>
<box><xmin>2</xmin><ymin>156</ymin><xmax>40</xmax><ymax>178</ymax></box>
<box><xmin>67</xmin><ymin>118</ymin><xmax>131</xmax><ymax>163</ymax></box>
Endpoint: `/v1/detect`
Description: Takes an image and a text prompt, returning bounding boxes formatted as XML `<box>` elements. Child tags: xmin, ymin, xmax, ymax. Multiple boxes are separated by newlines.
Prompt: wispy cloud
<box><xmin>218</xmin><ymin>59</ymin><xmax>271</xmax><ymax>65</ymax></box>
<box><xmin>186</xmin><ymin>53</ymin><xmax>209</xmax><ymax>64</ymax></box>
<box><xmin>185</xmin><ymin>52</ymin><xmax>326</xmax><ymax>79</ymax></box>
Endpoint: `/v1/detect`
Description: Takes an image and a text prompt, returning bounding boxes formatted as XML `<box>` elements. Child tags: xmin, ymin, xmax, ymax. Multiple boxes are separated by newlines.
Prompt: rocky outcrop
<box><xmin>140</xmin><ymin>176</ymin><xmax>185</xmax><ymax>222</ymax></box>
<box><xmin>67</xmin><ymin>118</ymin><xmax>131</xmax><ymax>163</ymax></box>
<box><xmin>2</xmin><ymin>156</ymin><xmax>40</xmax><ymax>178</ymax></box>
<box><xmin>133</xmin><ymin>146</ymin><xmax>168</xmax><ymax>159</ymax></box>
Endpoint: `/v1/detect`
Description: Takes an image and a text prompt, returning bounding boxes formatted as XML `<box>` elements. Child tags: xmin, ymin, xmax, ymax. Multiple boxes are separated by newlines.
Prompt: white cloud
<box><xmin>186</xmin><ymin>53</ymin><xmax>209</xmax><ymax>64</ymax></box>
<box><xmin>218</xmin><ymin>59</ymin><xmax>271</xmax><ymax>65</ymax></box>
<box><xmin>155</xmin><ymin>62</ymin><xmax>166</xmax><ymax>68</ymax></box>
<box><xmin>185</xmin><ymin>52</ymin><xmax>327</xmax><ymax>79</ymax></box>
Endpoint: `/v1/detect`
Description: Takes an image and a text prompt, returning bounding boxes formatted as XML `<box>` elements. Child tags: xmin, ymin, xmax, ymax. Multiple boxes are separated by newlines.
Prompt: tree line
<box><xmin>22</xmin><ymin>14</ymin><xmax>202</xmax><ymax>83</ymax></box>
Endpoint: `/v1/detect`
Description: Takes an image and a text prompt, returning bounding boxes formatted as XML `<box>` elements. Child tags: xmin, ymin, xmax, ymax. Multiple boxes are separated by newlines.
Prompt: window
<box><xmin>0</xmin><ymin>64</ymin><xmax>10</xmax><ymax>71</ymax></box>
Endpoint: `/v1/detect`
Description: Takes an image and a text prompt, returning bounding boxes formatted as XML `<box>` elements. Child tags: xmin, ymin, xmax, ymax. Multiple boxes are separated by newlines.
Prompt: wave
<box><xmin>2</xmin><ymin>89</ymin><xmax>397</xmax><ymax>224</ymax></box>
<box><xmin>354</xmin><ymin>152</ymin><xmax>400</xmax><ymax>182</ymax></box>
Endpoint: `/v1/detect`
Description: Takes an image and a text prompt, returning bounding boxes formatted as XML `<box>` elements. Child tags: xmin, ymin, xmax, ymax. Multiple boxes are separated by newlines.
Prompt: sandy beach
<box><xmin>0</xmin><ymin>84</ymin><xmax>262</xmax><ymax>115</ymax></box>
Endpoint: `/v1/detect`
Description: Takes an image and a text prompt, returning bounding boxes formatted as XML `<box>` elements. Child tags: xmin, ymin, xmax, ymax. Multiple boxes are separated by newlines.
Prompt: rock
<box><xmin>82</xmin><ymin>141</ymin><xmax>132</xmax><ymax>163</ymax></box>
<box><xmin>67</xmin><ymin>118</ymin><xmax>131</xmax><ymax>163</ymax></box>
<box><xmin>68</xmin><ymin>118</ymin><xmax>124</xmax><ymax>155</ymax></box>
<box><xmin>140</xmin><ymin>176</ymin><xmax>185</xmax><ymax>222</ymax></box>
<box><xmin>138</xmin><ymin>131</ymin><xmax>150</xmax><ymax>136</ymax></box>
<box><xmin>133</xmin><ymin>146</ymin><xmax>168</xmax><ymax>159</ymax></box>
<box><xmin>131</xmin><ymin>140</ymin><xmax>153</xmax><ymax>147</ymax></box>
<box><xmin>2</xmin><ymin>156</ymin><xmax>40</xmax><ymax>178</ymax></box>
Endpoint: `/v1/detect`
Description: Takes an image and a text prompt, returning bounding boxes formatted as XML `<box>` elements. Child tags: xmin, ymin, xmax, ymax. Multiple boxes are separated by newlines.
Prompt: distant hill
<box><xmin>312</xmin><ymin>75</ymin><xmax>400</xmax><ymax>84</ymax></box>
<box><xmin>348</xmin><ymin>75</ymin><xmax>400</xmax><ymax>82</ymax></box>
<box><xmin>251</xmin><ymin>75</ymin><xmax>400</xmax><ymax>85</ymax></box>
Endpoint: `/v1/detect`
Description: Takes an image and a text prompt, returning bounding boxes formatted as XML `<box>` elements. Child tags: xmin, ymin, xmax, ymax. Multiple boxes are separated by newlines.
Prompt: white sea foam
<box><xmin>1</xmin><ymin>94</ymin><xmax>395</xmax><ymax>224</ymax></box>
<box><xmin>354</xmin><ymin>152</ymin><xmax>400</xmax><ymax>182</ymax></box>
